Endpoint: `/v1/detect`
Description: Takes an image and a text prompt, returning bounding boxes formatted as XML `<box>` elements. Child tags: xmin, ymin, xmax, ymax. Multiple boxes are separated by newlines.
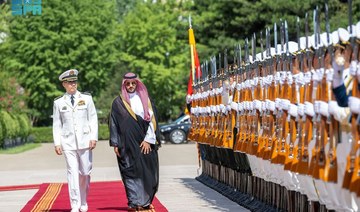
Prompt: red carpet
<box><xmin>21</xmin><ymin>181</ymin><xmax>168</xmax><ymax>212</ymax></box>
<box><xmin>0</xmin><ymin>184</ymin><xmax>40</xmax><ymax>191</ymax></box>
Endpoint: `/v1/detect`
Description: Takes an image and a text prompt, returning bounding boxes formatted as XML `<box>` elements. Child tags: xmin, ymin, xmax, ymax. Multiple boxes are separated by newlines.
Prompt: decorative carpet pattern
<box><xmin>21</xmin><ymin>181</ymin><xmax>168</xmax><ymax>212</ymax></box>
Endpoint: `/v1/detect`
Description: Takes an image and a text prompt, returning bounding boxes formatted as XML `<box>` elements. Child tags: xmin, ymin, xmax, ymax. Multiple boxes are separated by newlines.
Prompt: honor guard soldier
<box><xmin>52</xmin><ymin>69</ymin><xmax>98</xmax><ymax>212</ymax></box>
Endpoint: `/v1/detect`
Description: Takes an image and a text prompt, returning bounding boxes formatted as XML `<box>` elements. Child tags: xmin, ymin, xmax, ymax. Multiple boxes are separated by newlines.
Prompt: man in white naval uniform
<box><xmin>52</xmin><ymin>69</ymin><xmax>98</xmax><ymax>212</ymax></box>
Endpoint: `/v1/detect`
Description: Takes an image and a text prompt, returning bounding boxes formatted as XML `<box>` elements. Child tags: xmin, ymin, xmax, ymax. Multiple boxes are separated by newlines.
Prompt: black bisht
<box><xmin>109</xmin><ymin>95</ymin><xmax>161</xmax><ymax>208</ymax></box>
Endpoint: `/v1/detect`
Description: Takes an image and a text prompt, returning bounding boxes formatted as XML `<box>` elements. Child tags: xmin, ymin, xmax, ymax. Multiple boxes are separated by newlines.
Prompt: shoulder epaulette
<box><xmin>81</xmin><ymin>91</ymin><xmax>92</xmax><ymax>96</ymax></box>
<box><xmin>54</xmin><ymin>95</ymin><xmax>63</xmax><ymax>101</ymax></box>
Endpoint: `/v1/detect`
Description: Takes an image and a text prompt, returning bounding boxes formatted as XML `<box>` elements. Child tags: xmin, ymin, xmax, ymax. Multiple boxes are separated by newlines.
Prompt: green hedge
<box><xmin>31</xmin><ymin>124</ymin><xmax>110</xmax><ymax>143</ymax></box>
<box><xmin>0</xmin><ymin>111</ymin><xmax>32</xmax><ymax>148</ymax></box>
<box><xmin>0</xmin><ymin>111</ymin><xmax>18</xmax><ymax>139</ymax></box>
<box><xmin>16</xmin><ymin>114</ymin><xmax>31</xmax><ymax>138</ymax></box>
<box><xmin>31</xmin><ymin>126</ymin><xmax>53</xmax><ymax>143</ymax></box>
<box><xmin>0</xmin><ymin>117</ymin><xmax>3</xmax><ymax>147</ymax></box>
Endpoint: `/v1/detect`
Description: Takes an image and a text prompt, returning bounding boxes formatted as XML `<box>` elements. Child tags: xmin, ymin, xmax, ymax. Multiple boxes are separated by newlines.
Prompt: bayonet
<box><xmin>305</xmin><ymin>13</ymin><xmax>309</xmax><ymax>50</ymax></box>
<box><xmin>280</xmin><ymin>20</ymin><xmax>284</xmax><ymax>54</ymax></box>
<box><xmin>275</xmin><ymin>23</ymin><xmax>278</xmax><ymax>55</ymax></box>
<box><xmin>245</xmin><ymin>38</ymin><xmax>250</xmax><ymax>82</ymax></box>
<box><xmin>245</xmin><ymin>38</ymin><xmax>249</xmax><ymax>65</ymax></box>
<box><xmin>305</xmin><ymin>12</ymin><xmax>313</xmax><ymax>71</ymax></box>
<box><xmin>325</xmin><ymin>1</ymin><xmax>333</xmax><ymax>62</ymax></box>
<box><xmin>348</xmin><ymin>0</ymin><xmax>358</xmax><ymax>60</ymax></box>
<box><xmin>261</xmin><ymin>31</ymin><xmax>264</xmax><ymax>61</ymax></box>
<box><xmin>224</xmin><ymin>49</ymin><xmax>228</xmax><ymax>75</ymax></box>
<box><xmin>252</xmin><ymin>33</ymin><xmax>259</xmax><ymax>76</ymax></box>
<box><xmin>297</xmin><ymin>17</ymin><xmax>301</xmax><ymax>52</ymax></box>
<box><xmin>349</xmin><ymin>0</ymin><xmax>353</xmax><ymax>39</ymax></box>
<box><xmin>285</xmin><ymin>20</ymin><xmax>292</xmax><ymax>73</ymax></box>
<box><xmin>218</xmin><ymin>53</ymin><xmax>222</xmax><ymax>78</ymax></box>
<box><xmin>252</xmin><ymin>33</ymin><xmax>256</xmax><ymax>63</ymax></box>
<box><xmin>297</xmin><ymin>16</ymin><xmax>304</xmax><ymax>72</ymax></box>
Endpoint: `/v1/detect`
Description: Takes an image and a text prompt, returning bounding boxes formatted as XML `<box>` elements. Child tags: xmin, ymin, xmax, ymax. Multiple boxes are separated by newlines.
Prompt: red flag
<box><xmin>187</xmin><ymin>23</ymin><xmax>201</xmax><ymax>96</ymax></box>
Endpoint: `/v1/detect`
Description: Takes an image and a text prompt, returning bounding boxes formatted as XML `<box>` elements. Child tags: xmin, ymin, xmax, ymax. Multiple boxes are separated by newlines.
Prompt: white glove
<box><xmin>289</xmin><ymin>104</ymin><xmax>298</xmax><ymax>117</ymax></box>
<box><xmin>281</xmin><ymin>99</ymin><xmax>291</xmax><ymax>111</ymax></box>
<box><xmin>328</xmin><ymin>100</ymin><xmax>348</xmax><ymax>122</ymax></box>
<box><xmin>226</xmin><ymin>105</ymin><xmax>232</xmax><ymax>112</ymax></box>
<box><xmin>318</xmin><ymin>101</ymin><xmax>329</xmax><ymax>117</ymax></box>
<box><xmin>231</xmin><ymin>102</ymin><xmax>238</xmax><ymax>111</ymax></box>
<box><xmin>254</xmin><ymin>100</ymin><xmax>262</xmax><ymax>111</ymax></box>
<box><xmin>297</xmin><ymin>103</ymin><xmax>305</xmax><ymax>116</ymax></box>
<box><xmin>275</xmin><ymin>98</ymin><xmax>281</xmax><ymax>109</ymax></box>
<box><xmin>304</xmin><ymin>101</ymin><xmax>315</xmax><ymax>117</ymax></box>
<box><xmin>206</xmin><ymin>106</ymin><xmax>211</xmax><ymax>114</ymax></box>
<box><xmin>238</xmin><ymin>102</ymin><xmax>243</xmax><ymax>112</ymax></box>
<box><xmin>350</xmin><ymin>60</ymin><xmax>357</xmax><ymax>76</ymax></box>
<box><xmin>349</xmin><ymin>97</ymin><xmax>360</xmax><ymax>114</ymax></box>
<box><xmin>266</xmin><ymin>100</ymin><xmax>276</xmax><ymax>112</ymax></box>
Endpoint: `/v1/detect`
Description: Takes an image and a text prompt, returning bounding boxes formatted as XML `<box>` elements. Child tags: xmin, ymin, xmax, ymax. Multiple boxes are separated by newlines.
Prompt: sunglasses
<box><xmin>125</xmin><ymin>81</ymin><xmax>137</xmax><ymax>86</ymax></box>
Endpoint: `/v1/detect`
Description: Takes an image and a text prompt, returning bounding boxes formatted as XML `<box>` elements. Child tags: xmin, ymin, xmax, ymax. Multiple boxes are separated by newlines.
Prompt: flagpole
<box><xmin>189</xmin><ymin>15</ymin><xmax>196</xmax><ymax>86</ymax></box>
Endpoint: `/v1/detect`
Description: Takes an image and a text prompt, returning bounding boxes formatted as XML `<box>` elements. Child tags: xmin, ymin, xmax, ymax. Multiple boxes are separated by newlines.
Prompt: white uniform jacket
<box><xmin>53</xmin><ymin>91</ymin><xmax>98</xmax><ymax>150</ymax></box>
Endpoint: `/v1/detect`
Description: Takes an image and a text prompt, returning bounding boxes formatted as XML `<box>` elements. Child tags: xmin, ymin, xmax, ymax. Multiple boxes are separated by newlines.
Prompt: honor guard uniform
<box><xmin>52</xmin><ymin>69</ymin><xmax>98</xmax><ymax>212</ymax></box>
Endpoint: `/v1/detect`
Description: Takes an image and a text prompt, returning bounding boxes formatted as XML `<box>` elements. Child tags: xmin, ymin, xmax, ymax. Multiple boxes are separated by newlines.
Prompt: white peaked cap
<box><xmin>256</xmin><ymin>52</ymin><xmax>263</xmax><ymax>61</ymax></box>
<box><xmin>332</xmin><ymin>30</ymin><xmax>339</xmax><ymax>44</ymax></box>
<box><xmin>299</xmin><ymin>36</ymin><xmax>307</xmax><ymax>50</ymax></box>
<box><xmin>356</xmin><ymin>21</ymin><xmax>360</xmax><ymax>39</ymax></box>
<box><xmin>249</xmin><ymin>55</ymin><xmax>253</xmax><ymax>63</ymax></box>
<box><xmin>347</xmin><ymin>25</ymin><xmax>356</xmax><ymax>37</ymax></box>
<box><xmin>276</xmin><ymin>44</ymin><xmax>283</xmax><ymax>54</ymax></box>
<box><xmin>310</xmin><ymin>34</ymin><xmax>317</xmax><ymax>48</ymax></box>
<box><xmin>320</xmin><ymin>32</ymin><xmax>332</xmax><ymax>47</ymax></box>
<box><xmin>288</xmin><ymin>41</ymin><xmax>298</xmax><ymax>54</ymax></box>
<box><xmin>269</xmin><ymin>47</ymin><xmax>276</xmax><ymax>56</ymax></box>
<box><xmin>262</xmin><ymin>50</ymin><xmax>268</xmax><ymax>58</ymax></box>
<box><xmin>338</xmin><ymin>28</ymin><xmax>350</xmax><ymax>42</ymax></box>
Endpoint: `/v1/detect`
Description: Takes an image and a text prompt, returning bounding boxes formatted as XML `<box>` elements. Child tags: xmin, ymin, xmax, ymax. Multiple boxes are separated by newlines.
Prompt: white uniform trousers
<box><xmin>63</xmin><ymin>149</ymin><xmax>92</xmax><ymax>210</ymax></box>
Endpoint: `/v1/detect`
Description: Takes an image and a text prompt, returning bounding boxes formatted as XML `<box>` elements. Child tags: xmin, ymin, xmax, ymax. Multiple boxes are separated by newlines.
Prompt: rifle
<box><xmin>209</xmin><ymin>55</ymin><xmax>218</xmax><ymax>147</ymax></box>
<box><xmin>284</xmin><ymin>63</ymin><xmax>299</xmax><ymax>171</ymax></box>
<box><xmin>296</xmin><ymin>12</ymin><xmax>314</xmax><ymax>175</ymax></box>
<box><xmin>201</xmin><ymin>61</ymin><xmax>212</xmax><ymax>144</ymax></box>
<box><xmin>257</xmin><ymin>30</ymin><xmax>268</xmax><ymax>158</ymax></box>
<box><xmin>239</xmin><ymin>38</ymin><xmax>251</xmax><ymax>153</ymax></box>
<box><xmin>234</xmin><ymin>44</ymin><xmax>243</xmax><ymax>152</ymax></box>
<box><xmin>214</xmin><ymin>53</ymin><xmax>225</xmax><ymax>148</ymax></box>
<box><xmin>323</xmin><ymin>2</ymin><xmax>339</xmax><ymax>183</ymax></box>
<box><xmin>197</xmin><ymin>63</ymin><xmax>206</xmax><ymax>143</ymax></box>
<box><xmin>272</xmin><ymin>20</ymin><xmax>288</xmax><ymax>165</ymax></box>
<box><xmin>284</xmin><ymin>21</ymin><xmax>298</xmax><ymax>171</ymax></box>
<box><xmin>290</xmin><ymin>17</ymin><xmax>305</xmax><ymax>172</ymax></box>
<box><xmin>308</xmin><ymin>7</ymin><xmax>323</xmax><ymax>179</ymax></box>
<box><xmin>249</xmin><ymin>33</ymin><xmax>262</xmax><ymax>155</ymax></box>
<box><xmin>312</xmin><ymin>16</ymin><xmax>329</xmax><ymax>181</ymax></box>
<box><xmin>263</xmin><ymin>25</ymin><xmax>276</xmax><ymax>161</ymax></box>
<box><xmin>222</xmin><ymin>49</ymin><xmax>235</xmax><ymax>149</ymax></box>
<box><xmin>231</xmin><ymin>44</ymin><xmax>241</xmax><ymax>150</ymax></box>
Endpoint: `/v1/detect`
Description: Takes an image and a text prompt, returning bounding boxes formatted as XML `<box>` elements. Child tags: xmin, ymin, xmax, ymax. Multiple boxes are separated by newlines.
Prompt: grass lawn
<box><xmin>0</xmin><ymin>143</ymin><xmax>41</xmax><ymax>154</ymax></box>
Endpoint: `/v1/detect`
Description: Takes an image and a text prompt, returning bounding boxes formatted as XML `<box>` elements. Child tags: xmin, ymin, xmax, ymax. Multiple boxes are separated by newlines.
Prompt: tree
<box><xmin>112</xmin><ymin>1</ymin><xmax>189</xmax><ymax>121</ymax></box>
<box><xmin>0</xmin><ymin>0</ymin><xmax>119</xmax><ymax>125</ymax></box>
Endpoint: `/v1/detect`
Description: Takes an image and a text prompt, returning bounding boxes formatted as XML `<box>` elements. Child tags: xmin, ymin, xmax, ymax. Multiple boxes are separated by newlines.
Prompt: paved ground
<box><xmin>0</xmin><ymin>141</ymin><xmax>249</xmax><ymax>212</ymax></box>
